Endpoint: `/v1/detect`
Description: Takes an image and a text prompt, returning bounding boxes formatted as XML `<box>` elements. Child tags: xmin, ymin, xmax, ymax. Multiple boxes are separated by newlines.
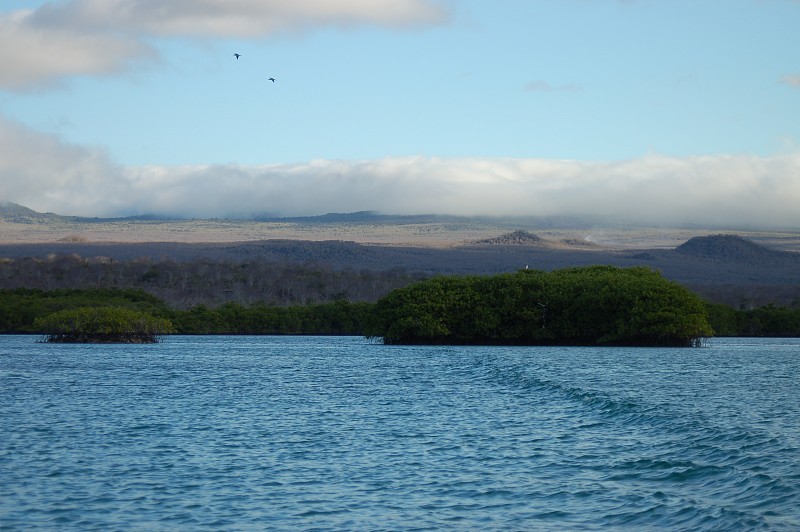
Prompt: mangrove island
<box><xmin>364</xmin><ymin>266</ymin><xmax>713</xmax><ymax>347</ymax></box>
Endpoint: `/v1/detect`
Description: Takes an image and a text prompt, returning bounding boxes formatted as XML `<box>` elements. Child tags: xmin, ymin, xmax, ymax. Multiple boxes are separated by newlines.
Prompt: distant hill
<box><xmin>0</xmin><ymin>202</ymin><xmax>62</xmax><ymax>224</ymax></box>
<box><xmin>675</xmin><ymin>234</ymin><xmax>797</xmax><ymax>265</ymax></box>
<box><xmin>472</xmin><ymin>230</ymin><xmax>547</xmax><ymax>246</ymax></box>
<box><xmin>254</xmin><ymin>211</ymin><xmax>383</xmax><ymax>223</ymax></box>
<box><xmin>1</xmin><ymin>202</ymin><xmax>603</xmax><ymax>228</ymax></box>
<box><xmin>0</xmin><ymin>202</ymin><xmax>170</xmax><ymax>224</ymax></box>
<box><xmin>0</xmin><ymin>202</ymin><xmax>36</xmax><ymax>216</ymax></box>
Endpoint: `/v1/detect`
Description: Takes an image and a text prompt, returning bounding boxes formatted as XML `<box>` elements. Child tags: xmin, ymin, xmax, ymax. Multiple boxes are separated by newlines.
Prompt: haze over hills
<box><xmin>0</xmin><ymin>202</ymin><xmax>171</xmax><ymax>224</ymax></box>
<box><xmin>1</xmin><ymin>203</ymin><xmax>799</xmax><ymax>309</ymax></box>
<box><xmin>0</xmin><ymin>204</ymin><xmax>800</xmax><ymax>306</ymax></box>
<box><xmin>3</xmin><ymin>202</ymin><xmax>800</xmax><ymax>251</ymax></box>
<box><xmin>0</xmin><ymin>202</ymin><xmax>603</xmax><ymax>231</ymax></box>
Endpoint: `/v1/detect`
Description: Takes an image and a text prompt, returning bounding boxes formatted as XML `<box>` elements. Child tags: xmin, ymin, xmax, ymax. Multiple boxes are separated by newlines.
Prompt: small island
<box><xmin>364</xmin><ymin>266</ymin><xmax>713</xmax><ymax>347</ymax></box>
<box><xmin>35</xmin><ymin>306</ymin><xmax>175</xmax><ymax>343</ymax></box>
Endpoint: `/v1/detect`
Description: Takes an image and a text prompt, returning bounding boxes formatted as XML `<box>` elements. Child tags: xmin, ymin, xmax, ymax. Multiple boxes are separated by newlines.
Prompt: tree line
<box><xmin>1</xmin><ymin>272</ymin><xmax>799</xmax><ymax>340</ymax></box>
<box><xmin>0</xmin><ymin>288</ymin><xmax>371</xmax><ymax>336</ymax></box>
<box><xmin>0</xmin><ymin>254</ymin><xmax>424</xmax><ymax>309</ymax></box>
<box><xmin>705</xmin><ymin>303</ymin><xmax>800</xmax><ymax>337</ymax></box>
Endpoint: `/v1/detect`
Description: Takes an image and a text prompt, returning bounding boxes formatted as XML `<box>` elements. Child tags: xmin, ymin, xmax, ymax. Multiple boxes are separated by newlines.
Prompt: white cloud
<box><xmin>781</xmin><ymin>74</ymin><xmax>800</xmax><ymax>87</ymax></box>
<box><xmin>0</xmin><ymin>11</ymin><xmax>153</xmax><ymax>90</ymax></box>
<box><xmin>28</xmin><ymin>0</ymin><xmax>449</xmax><ymax>37</ymax></box>
<box><xmin>0</xmin><ymin>0</ymin><xmax>448</xmax><ymax>91</ymax></box>
<box><xmin>2</xmin><ymin>114</ymin><xmax>799</xmax><ymax>229</ymax></box>
<box><xmin>0</xmin><ymin>115</ymin><xmax>131</xmax><ymax>212</ymax></box>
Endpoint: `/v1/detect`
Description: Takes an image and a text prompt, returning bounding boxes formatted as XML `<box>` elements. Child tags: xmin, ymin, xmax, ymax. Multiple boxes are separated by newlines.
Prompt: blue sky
<box><xmin>1</xmin><ymin>0</ymin><xmax>799</xmax><ymax>228</ymax></box>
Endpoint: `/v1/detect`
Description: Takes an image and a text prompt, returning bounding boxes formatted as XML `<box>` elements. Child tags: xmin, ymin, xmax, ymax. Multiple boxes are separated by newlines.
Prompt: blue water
<box><xmin>1</xmin><ymin>336</ymin><xmax>799</xmax><ymax>530</ymax></box>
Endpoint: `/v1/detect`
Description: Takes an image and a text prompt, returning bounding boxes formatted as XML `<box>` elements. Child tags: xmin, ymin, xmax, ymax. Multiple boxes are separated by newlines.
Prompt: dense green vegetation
<box><xmin>0</xmin><ymin>288</ymin><xmax>371</xmax><ymax>336</ymax></box>
<box><xmin>705</xmin><ymin>303</ymin><xmax>800</xmax><ymax>337</ymax></box>
<box><xmin>170</xmin><ymin>300</ymin><xmax>373</xmax><ymax>335</ymax></box>
<box><xmin>35</xmin><ymin>306</ymin><xmax>175</xmax><ymax>343</ymax></box>
<box><xmin>365</xmin><ymin>266</ymin><xmax>713</xmax><ymax>346</ymax></box>
<box><xmin>0</xmin><ymin>288</ymin><xmax>171</xmax><ymax>333</ymax></box>
<box><xmin>1</xmin><ymin>275</ymin><xmax>799</xmax><ymax>341</ymax></box>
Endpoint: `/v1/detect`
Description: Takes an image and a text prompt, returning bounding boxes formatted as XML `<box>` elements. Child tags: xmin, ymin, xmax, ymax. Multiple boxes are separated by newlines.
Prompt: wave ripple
<box><xmin>1</xmin><ymin>336</ymin><xmax>799</xmax><ymax>530</ymax></box>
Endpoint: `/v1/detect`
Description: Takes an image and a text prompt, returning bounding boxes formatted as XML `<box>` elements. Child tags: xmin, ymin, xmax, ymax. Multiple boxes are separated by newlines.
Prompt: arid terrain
<box><xmin>2</xmin><ymin>203</ymin><xmax>799</xmax><ymax>308</ymax></box>
<box><xmin>3</xmin><ymin>202</ymin><xmax>800</xmax><ymax>251</ymax></box>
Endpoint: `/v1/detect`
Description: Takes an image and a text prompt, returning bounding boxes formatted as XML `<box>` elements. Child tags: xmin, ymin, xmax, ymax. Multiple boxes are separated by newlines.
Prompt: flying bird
<box><xmin>234</xmin><ymin>53</ymin><xmax>242</xmax><ymax>59</ymax></box>
<box><xmin>268</xmin><ymin>77</ymin><xmax>275</xmax><ymax>82</ymax></box>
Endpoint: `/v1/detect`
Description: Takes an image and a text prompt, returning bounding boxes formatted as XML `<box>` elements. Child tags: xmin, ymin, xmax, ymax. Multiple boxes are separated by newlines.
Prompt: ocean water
<box><xmin>1</xmin><ymin>335</ymin><xmax>798</xmax><ymax>530</ymax></box>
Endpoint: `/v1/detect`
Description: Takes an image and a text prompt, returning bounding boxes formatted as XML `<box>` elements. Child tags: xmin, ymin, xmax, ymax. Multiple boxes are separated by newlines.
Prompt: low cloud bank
<box><xmin>1</xmin><ymin>116</ymin><xmax>799</xmax><ymax>229</ymax></box>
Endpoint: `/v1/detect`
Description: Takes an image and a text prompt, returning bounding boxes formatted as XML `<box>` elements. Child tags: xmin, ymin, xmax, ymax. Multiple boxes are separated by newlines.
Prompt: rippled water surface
<box><xmin>2</xmin><ymin>335</ymin><xmax>799</xmax><ymax>530</ymax></box>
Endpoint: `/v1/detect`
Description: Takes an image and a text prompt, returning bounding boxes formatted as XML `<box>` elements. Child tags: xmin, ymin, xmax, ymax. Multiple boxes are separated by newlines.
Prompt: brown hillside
<box><xmin>472</xmin><ymin>230</ymin><xmax>546</xmax><ymax>246</ymax></box>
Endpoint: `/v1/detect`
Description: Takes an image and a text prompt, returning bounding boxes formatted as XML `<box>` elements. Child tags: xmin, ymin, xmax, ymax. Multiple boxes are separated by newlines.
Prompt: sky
<box><xmin>1</xmin><ymin>0</ymin><xmax>799</xmax><ymax>228</ymax></box>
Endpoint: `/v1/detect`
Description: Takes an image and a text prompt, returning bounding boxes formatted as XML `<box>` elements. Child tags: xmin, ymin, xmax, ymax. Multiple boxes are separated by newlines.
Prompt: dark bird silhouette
<box><xmin>268</xmin><ymin>77</ymin><xmax>275</xmax><ymax>82</ymax></box>
<box><xmin>234</xmin><ymin>53</ymin><xmax>242</xmax><ymax>59</ymax></box>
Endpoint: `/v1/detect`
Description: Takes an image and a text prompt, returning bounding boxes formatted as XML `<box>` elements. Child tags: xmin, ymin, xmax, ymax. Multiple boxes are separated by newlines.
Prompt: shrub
<box><xmin>34</xmin><ymin>306</ymin><xmax>175</xmax><ymax>343</ymax></box>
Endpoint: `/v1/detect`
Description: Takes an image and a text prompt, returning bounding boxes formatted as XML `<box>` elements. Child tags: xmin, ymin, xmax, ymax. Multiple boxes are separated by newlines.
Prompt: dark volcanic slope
<box><xmin>634</xmin><ymin>235</ymin><xmax>800</xmax><ymax>285</ymax></box>
<box><xmin>1</xmin><ymin>234</ymin><xmax>798</xmax><ymax>283</ymax></box>
<box><xmin>1</xmin><ymin>235</ymin><xmax>799</xmax><ymax>307</ymax></box>
<box><xmin>654</xmin><ymin>235</ymin><xmax>800</xmax><ymax>306</ymax></box>
<box><xmin>4</xmin><ymin>203</ymin><xmax>799</xmax><ymax>306</ymax></box>
<box><xmin>675</xmin><ymin>234</ymin><xmax>799</xmax><ymax>265</ymax></box>
<box><xmin>664</xmin><ymin>234</ymin><xmax>800</xmax><ymax>283</ymax></box>
<box><xmin>0</xmin><ymin>239</ymin><xmax>608</xmax><ymax>273</ymax></box>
